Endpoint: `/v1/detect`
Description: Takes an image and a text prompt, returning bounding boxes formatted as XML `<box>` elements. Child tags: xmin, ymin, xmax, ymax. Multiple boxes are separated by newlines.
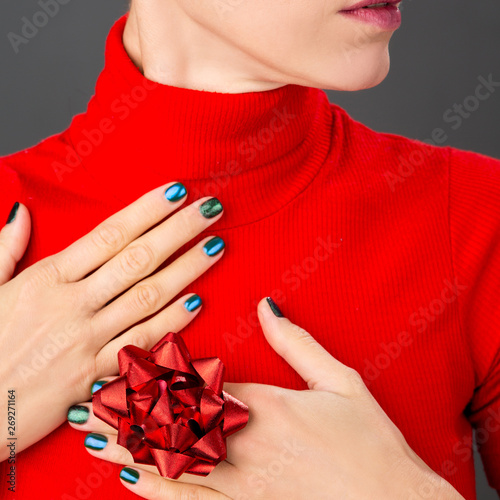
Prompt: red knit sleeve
<box><xmin>0</xmin><ymin>158</ymin><xmax>23</xmax><ymax>226</ymax></box>
<box><xmin>448</xmin><ymin>146</ymin><xmax>500</xmax><ymax>493</ymax></box>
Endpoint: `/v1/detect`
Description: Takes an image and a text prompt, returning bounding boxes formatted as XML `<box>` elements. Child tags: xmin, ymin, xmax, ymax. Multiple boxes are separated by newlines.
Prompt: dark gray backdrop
<box><xmin>1</xmin><ymin>1</ymin><xmax>499</xmax><ymax>498</ymax></box>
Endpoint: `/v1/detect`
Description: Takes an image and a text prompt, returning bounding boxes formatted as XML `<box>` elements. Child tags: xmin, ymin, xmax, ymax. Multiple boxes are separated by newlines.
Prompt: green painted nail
<box><xmin>91</xmin><ymin>380</ymin><xmax>108</xmax><ymax>395</ymax></box>
<box><xmin>84</xmin><ymin>433</ymin><xmax>108</xmax><ymax>450</ymax></box>
<box><xmin>199</xmin><ymin>198</ymin><xmax>223</xmax><ymax>219</ymax></box>
<box><xmin>67</xmin><ymin>405</ymin><xmax>89</xmax><ymax>424</ymax></box>
<box><xmin>266</xmin><ymin>296</ymin><xmax>284</xmax><ymax>317</ymax></box>
<box><xmin>6</xmin><ymin>202</ymin><xmax>19</xmax><ymax>224</ymax></box>
<box><xmin>120</xmin><ymin>467</ymin><xmax>140</xmax><ymax>484</ymax></box>
<box><xmin>203</xmin><ymin>236</ymin><xmax>225</xmax><ymax>257</ymax></box>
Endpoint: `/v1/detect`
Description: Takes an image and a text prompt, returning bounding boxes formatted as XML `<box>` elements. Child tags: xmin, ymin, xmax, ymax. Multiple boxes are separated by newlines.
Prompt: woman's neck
<box><xmin>123</xmin><ymin>2</ymin><xmax>285</xmax><ymax>94</ymax></box>
<box><xmin>67</xmin><ymin>14</ymin><xmax>335</xmax><ymax>228</ymax></box>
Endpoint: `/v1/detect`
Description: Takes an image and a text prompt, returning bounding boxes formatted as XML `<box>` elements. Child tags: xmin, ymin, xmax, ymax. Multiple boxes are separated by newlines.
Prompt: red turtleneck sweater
<box><xmin>1</xmin><ymin>13</ymin><xmax>499</xmax><ymax>500</ymax></box>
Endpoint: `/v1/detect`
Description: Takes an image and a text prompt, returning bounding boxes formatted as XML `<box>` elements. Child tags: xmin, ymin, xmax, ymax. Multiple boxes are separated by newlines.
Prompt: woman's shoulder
<box><xmin>0</xmin><ymin>128</ymin><xmax>79</xmax><ymax>224</ymax></box>
<box><xmin>0</xmin><ymin>127</ymin><xmax>73</xmax><ymax>181</ymax></box>
<box><xmin>330</xmin><ymin>102</ymin><xmax>500</xmax><ymax>194</ymax></box>
<box><xmin>0</xmin><ymin>151</ymin><xmax>25</xmax><ymax>225</ymax></box>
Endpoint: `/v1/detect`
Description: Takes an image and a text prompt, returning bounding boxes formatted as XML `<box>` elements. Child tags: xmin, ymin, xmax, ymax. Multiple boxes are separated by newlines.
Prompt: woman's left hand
<box><xmin>68</xmin><ymin>297</ymin><xmax>464</xmax><ymax>500</ymax></box>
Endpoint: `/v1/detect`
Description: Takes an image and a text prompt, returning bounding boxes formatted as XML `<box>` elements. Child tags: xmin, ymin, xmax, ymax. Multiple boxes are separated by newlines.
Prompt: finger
<box><xmin>0</xmin><ymin>202</ymin><xmax>31</xmax><ymax>285</ymax></box>
<box><xmin>83</xmin><ymin>432</ymin><xmax>238</xmax><ymax>497</ymax></box>
<box><xmin>67</xmin><ymin>402</ymin><xmax>117</xmax><ymax>435</ymax></box>
<box><xmin>257</xmin><ymin>296</ymin><xmax>356</xmax><ymax>393</ymax></box>
<box><xmin>83</xmin><ymin>195</ymin><xmax>223</xmax><ymax>309</ymax></box>
<box><xmin>118</xmin><ymin>466</ymin><xmax>231</xmax><ymax>500</ymax></box>
<box><xmin>52</xmin><ymin>181</ymin><xmax>188</xmax><ymax>282</ymax></box>
<box><xmin>90</xmin><ymin>234</ymin><xmax>224</xmax><ymax>344</ymax></box>
<box><xmin>95</xmin><ymin>292</ymin><xmax>202</xmax><ymax>371</ymax></box>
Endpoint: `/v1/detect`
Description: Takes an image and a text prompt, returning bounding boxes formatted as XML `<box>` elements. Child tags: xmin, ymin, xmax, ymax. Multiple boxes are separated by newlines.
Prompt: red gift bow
<box><xmin>92</xmin><ymin>332</ymin><xmax>249</xmax><ymax>479</ymax></box>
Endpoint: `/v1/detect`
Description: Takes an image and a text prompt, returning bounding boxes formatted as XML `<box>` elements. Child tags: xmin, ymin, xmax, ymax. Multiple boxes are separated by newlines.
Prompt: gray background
<box><xmin>0</xmin><ymin>1</ymin><xmax>499</xmax><ymax>498</ymax></box>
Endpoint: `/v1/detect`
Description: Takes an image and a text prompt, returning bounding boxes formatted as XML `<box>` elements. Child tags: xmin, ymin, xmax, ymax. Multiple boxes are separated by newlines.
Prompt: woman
<box><xmin>0</xmin><ymin>1</ymin><xmax>498</xmax><ymax>499</ymax></box>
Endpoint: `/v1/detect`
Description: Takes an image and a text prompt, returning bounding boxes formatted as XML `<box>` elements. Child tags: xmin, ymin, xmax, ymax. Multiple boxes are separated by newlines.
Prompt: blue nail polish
<box><xmin>91</xmin><ymin>380</ymin><xmax>108</xmax><ymax>395</ymax></box>
<box><xmin>120</xmin><ymin>467</ymin><xmax>140</xmax><ymax>484</ymax></box>
<box><xmin>203</xmin><ymin>236</ymin><xmax>225</xmax><ymax>257</ymax></box>
<box><xmin>184</xmin><ymin>294</ymin><xmax>202</xmax><ymax>312</ymax></box>
<box><xmin>164</xmin><ymin>182</ymin><xmax>187</xmax><ymax>202</ymax></box>
<box><xmin>84</xmin><ymin>433</ymin><xmax>108</xmax><ymax>450</ymax></box>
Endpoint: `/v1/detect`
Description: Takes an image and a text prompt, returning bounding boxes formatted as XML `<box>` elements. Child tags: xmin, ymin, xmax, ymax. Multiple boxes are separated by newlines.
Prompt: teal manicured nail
<box><xmin>199</xmin><ymin>198</ymin><xmax>223</xmax><ymax>219</ymax></box>
<box><xmin>203</xmin><ymin>236</ymin><xmax>225</xmax><ymax>257</ymax></box>
<box><xmin>266</xmin><ymin>296</ymin><xmax>284</xmax><ymax>318</ymax></box>
<box><xmin>184</xmin><ymin>294</ymin><xmax>202</xmax><ymax>312</ymax></box>
<box><xmin>120</xmin><ymin>467</ymin><xmax>140</xmax><ymax>484</ymax></box>
<box><xmin>164</xmin><ymin>182</ymin><xmax>187</xmax><ymax>202</ymax></box>
<box><xmin>91</xmin><ymin>380</ymin><xmax>108</xmax><ymax>395</ymax></box>
<box><xmin>84</xmin><ymin>433</ymin><xmax>108</xmax><ymax>451</ymax></box>
<box><xmin>67</xmin><ymin>405</ymin><xmax>89</xmax><ymax>425</ymax></box>
<box><xmin>6</xmin><ymin>202</ymin><xmax>19</xmax><ymax>224</ymax></box>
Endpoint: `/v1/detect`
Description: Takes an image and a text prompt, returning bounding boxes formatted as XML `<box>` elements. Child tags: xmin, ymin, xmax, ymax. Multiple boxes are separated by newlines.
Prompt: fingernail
<box><xmin>184</xmin><ymin>294</ymin><xmax>202</xmax><ymax>312</ymax></box>
<box><xmin>199</xmin><ymin>198</ymin><xmax>223</xmax><ymax>219</ymax></box>
<box><xmin>120</xmin><ymin>467</ymin><xmax>140</xmax><ymax>484</ymax></box>
<box><xmin>266</xmin><ymin>296</ymin><xmax>284</xmax><ymax>318</ymax></box>
<box><xmin>67</xmin><ymin>405</ymin><xmax>89</xmax><ymax>425</ymax></box>
<box><xmin>6</xmin><ymin>202</ymin><xmax>19</xmax><ymax>224</ymax></box>
<box><xmin>84</xmin><ymin>433</ymin><xmax>108</xmax><ymax>450</ymax></box>
<box><xmin>91</xmin><ymin>380</ymin><xmax>108</xmax><ymax>395</ymax></box>
<box><xmin>203</xmin><ymin>236</ymin><xmax>225</xmax><ymax>257</ymax></box>
<box><xmin>164</xmin><ymin>182</ymin><xmax>187</xmax><ymax>202</ymax></box>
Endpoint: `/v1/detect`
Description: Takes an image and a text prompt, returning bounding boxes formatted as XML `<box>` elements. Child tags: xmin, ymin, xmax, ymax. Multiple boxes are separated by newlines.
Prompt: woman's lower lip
<box><xmin>339</xmin><ymin>4</ymin><xmax>402</xmax><ymax>31</ymax></box>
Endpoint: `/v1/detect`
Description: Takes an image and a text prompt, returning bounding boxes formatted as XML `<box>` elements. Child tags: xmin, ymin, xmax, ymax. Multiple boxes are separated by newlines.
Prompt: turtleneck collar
<box><xmin>67</xmin><ymin>13</ymin><xmax>337</xmax><ymax>229</ymax></box>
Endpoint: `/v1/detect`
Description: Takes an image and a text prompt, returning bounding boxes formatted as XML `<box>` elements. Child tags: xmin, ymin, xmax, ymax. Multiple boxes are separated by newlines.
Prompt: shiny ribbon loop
<box><xmin>92</xmin><ymin>332</ymin><xmax>249</xmax><ymax>479</ymax></box>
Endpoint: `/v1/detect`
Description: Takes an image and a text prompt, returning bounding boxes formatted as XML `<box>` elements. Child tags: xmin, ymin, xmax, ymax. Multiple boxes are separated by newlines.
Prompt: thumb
<box><xmin>258</xmin><ymin>296</ymin><xmax>360</xmax><ymax>394</ymax></box>
<box><xmin>0</xmin><ymin>202</ymin><xmax>31</xmax><ymax>285</ymax></box>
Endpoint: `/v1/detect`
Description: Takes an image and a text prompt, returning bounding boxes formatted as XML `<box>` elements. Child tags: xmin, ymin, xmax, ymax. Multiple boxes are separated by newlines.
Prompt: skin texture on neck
<box><xmin>123</xmin><ymin>1</ymin><xmax>285</xmax><ymax>93</ymax></box>
<box><xmin>123</xmin><ymin>0</ymin><xmax>397</xmax><ymax>94</ymax></box>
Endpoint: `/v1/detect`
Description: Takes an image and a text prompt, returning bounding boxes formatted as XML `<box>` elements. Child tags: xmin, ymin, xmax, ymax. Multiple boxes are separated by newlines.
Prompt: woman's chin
<box><xmin>319</xmin><ymin>53</ymin><xmax>391</xmax><ymax>92</ymax></box>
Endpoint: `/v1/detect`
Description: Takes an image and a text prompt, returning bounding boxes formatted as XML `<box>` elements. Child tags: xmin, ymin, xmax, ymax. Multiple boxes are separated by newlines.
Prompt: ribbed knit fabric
<box><xmin>1</xmin><ymin>13</ymin><xmax>499</xmax><ymax>500</ymax></box>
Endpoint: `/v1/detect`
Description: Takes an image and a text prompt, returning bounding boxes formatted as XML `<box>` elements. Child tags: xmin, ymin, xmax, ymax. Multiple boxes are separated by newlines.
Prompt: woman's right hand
<box><xmin>0</xmin><ymin>182</ymin><xmax>225</xmax><ymax>461</ymax></box>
